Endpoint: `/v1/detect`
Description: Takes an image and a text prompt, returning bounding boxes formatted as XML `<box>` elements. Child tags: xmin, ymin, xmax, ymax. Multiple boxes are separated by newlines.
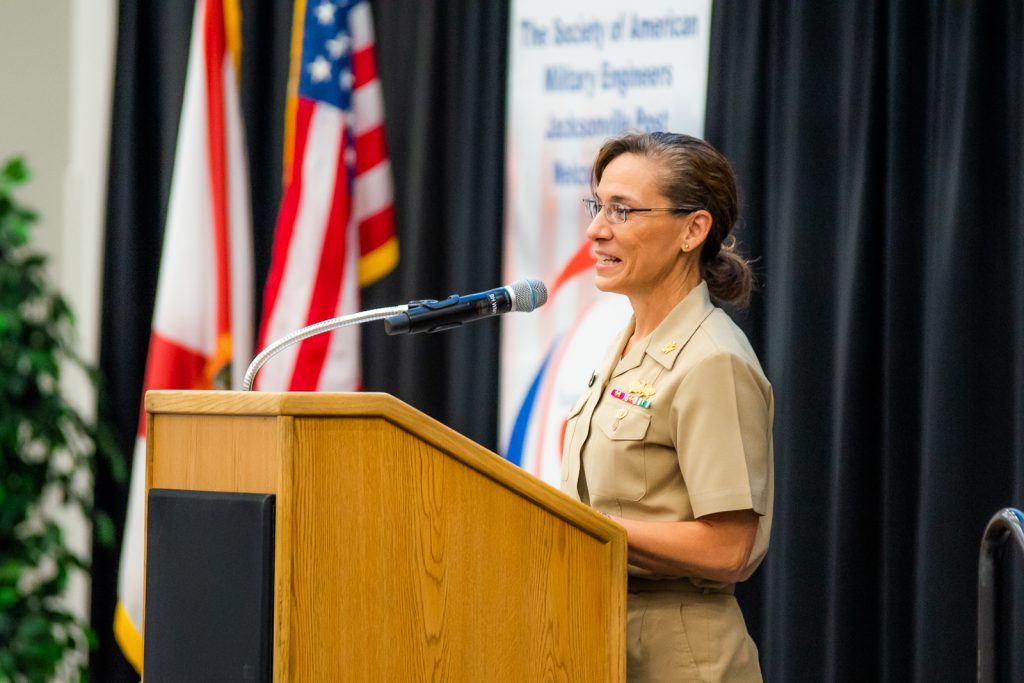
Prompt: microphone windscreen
<box><xmin>509</xmin><ymin>279</ymin><xmax>548</xmax><ymax>312</ymax></box>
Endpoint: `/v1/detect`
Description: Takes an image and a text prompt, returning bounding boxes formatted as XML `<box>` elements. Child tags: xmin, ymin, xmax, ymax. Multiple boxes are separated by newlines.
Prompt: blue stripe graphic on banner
<box><xmin>504</xmin><ymin>338</ymin><xmax>560</xmax><ymax>466</ymax></box>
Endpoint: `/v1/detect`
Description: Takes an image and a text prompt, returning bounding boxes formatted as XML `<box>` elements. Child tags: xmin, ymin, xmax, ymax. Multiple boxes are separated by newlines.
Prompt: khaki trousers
<box><xmin>626</xmin><ymin>580</ymin><xmax>762</xmax><ymax>683</ymax></box>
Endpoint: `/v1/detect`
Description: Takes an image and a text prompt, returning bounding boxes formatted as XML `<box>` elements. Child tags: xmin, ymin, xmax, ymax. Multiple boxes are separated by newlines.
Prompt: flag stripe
<box><xmin>349</xmin><ymin>1</ymin><xmax>374</xmax><ymax>49</ymax></box>
<box><xmin>258</xmin><ymin>98</ymin><xmax>316</xmax><ymax>346</ymax></box>
<box><xmin>317</xmin><ymin>221</ymin><xmax>361</xmax><ymax>390</ymax></box>
<box><xmin>353</xmin><ymin>160</ymin><xmax>393</xmax><ymax>222</ymax></box>
<box><xmin>351</xmin><ymin>46</ymin><xmax>377</xmax><ymax>87</ymax></box>
<box><xmin>203</xmin><ymin>1</ymin><xmax>232</xmax><ymax>343</ymax></box>
<box><xmin>358</xmin><ymin>205</ymin><xmax>396</xmax><ymax>256</ymax></box>
<box><xmin>258</xmin><ymin>105</ymin><xmax>344</xmax><ymax>390</ymax></box>
<box><xmin>353</xmin><ymin>80</ymin><xmax>384</xmax><ymax>134</ymax></box>
<box><xmin>288</xmin><ymin>129</ymin><xmax>354</xmax><ymax>391</ymax></box>
<box><xmin>354</xmin><ymin>123</ymin><xmax>387</xmax><ymax>174</ymax></box>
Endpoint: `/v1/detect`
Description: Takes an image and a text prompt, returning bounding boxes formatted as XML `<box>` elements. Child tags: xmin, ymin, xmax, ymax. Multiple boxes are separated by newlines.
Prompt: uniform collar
<box><xmin>607</xmin><ymin>282</ymin><xmax>716</xmax><ymax>379</ymax></box>
<box><xmin>611</xmin><ymin>319</ymin><xmax>646</xmax><ymax>377</ymax></box>
<box><xmin>647</xmin><ymin>281</ymin><xmax>715</xmax><ymax>369</ymax></box>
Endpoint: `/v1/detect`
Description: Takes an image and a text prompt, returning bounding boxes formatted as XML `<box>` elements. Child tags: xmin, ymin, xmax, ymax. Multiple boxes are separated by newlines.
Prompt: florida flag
<box><xmin>114</xmin><ymin>0</ymin><xmax>253</xmax><ymax>671</ymax></box>
<box><xmin>256</xmin><ymin>0</ymin><xmax>396</xmax><ymax>391</ymax></box>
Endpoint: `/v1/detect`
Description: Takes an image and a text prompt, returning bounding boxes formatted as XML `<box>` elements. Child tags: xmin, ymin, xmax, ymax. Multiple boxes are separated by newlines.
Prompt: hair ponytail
<box><xmin>703</xmin><ymin>247</ymin><xmax>753</xmax><ymax>308</ymax></box>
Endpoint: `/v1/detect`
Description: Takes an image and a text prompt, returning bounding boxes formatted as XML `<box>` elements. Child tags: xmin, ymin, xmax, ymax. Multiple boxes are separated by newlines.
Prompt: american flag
<box><xmin>257</xmin><ymin>0</ymin><xmax>397</xmax><ymax>391</ymax></box>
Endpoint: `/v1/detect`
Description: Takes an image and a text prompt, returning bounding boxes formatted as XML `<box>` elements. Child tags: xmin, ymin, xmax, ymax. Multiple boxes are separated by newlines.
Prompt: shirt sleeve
<box><xmin>671</xmin><ymin>351</ymin><xmax>772</xmax><ymax>518</ymax></box>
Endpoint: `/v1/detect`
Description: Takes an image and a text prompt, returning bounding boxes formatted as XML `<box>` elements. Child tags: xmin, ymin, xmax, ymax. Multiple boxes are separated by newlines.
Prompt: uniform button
<box><xmin>615</xmin><ymin>408</ymin><xmax>627</xmax><ymax>419</ymax></box>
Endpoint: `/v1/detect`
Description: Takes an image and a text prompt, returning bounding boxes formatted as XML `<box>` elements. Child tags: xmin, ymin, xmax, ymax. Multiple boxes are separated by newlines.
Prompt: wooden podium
<box><xmin>143</xmin><ymin>390</ymin><xmax>626</xmax><ymax>681</ymax></box>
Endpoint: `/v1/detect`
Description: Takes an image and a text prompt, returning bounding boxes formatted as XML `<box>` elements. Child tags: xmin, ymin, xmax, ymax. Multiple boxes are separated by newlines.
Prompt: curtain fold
<box><xmin>92</xmin><ymin>3</ymin><xmax>194</xmax><ymax>679</ymax></box>
<box><xmin>707</xmin><ymin>2</ymin><xmax>1024</xmax><ymax>681</ymax></box>
<box><xmin>360</xmin><ymin>0</ymin><xmax>508</xmax><ymax>448</ymax></box>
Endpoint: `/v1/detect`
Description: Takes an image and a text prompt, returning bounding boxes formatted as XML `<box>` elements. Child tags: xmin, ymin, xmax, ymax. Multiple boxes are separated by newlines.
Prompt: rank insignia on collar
<box><xmin>661</xmin><ymin>341</ymin><xmax>677</xmax><ymax>354</ymax></box>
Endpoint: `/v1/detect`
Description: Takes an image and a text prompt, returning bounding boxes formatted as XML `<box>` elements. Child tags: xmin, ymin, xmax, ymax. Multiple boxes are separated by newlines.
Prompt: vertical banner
<box><xmin>501</xmin><ymin>1</ymin><xmax>713</xmax><ymax>484</ymax></box>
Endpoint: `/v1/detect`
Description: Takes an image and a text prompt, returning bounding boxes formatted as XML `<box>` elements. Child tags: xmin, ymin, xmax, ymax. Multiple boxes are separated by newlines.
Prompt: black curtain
<box><xmin>92</xmin><ymin>4</ymin><xmax>194</xmax><ymax>679</ymax></box>
<box><xmin>94</xmin><ymin>1</ymin><xmax>1024</xmax><ymax>681</ymax></box>
<box><xmin>360</xmin><ymin>0</ymin><xmax>508</xmax><ymax>449</ymax></box>
<box><xmin>707</xmin><ymin>2</ymin><xmax>1024</xmax><ymax>681</ymax></box>
<box><xmin>92</xmin><ymin>1</ymin><xmax>506</xmax><ymax>679</ymax></box>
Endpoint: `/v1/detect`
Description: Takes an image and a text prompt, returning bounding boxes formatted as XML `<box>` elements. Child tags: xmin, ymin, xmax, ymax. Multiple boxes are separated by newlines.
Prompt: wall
<box><xmin>0</xmin><ymin>0</ymin><xmax>116</xmax><ymax>648</ymax></box>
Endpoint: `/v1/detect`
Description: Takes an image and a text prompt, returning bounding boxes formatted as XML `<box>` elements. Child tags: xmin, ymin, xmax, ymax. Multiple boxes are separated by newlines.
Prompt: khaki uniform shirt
<box><xmin>560</xmin><ymin>282</ymin><xmax>774</xmax><ymax>588</ymax></box>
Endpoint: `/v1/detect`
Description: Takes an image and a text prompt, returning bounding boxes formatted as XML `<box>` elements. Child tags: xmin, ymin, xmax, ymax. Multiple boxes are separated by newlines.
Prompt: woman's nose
<box><xmin>585</xmin><ymin>212</ymin><xmax>611</xmax><ymax>240</ymax></box>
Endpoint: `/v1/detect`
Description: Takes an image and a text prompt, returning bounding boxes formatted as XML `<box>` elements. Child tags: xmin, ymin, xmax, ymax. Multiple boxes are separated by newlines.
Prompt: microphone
<box><xmin>383</xmin><ymin>279</ymin><xmax>548</xmax><ymax>335</ymax></box>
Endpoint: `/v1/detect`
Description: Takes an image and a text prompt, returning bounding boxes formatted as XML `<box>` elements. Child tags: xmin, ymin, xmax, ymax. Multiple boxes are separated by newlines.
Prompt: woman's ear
<box><xmin>682</xmin><ymin>210</ymin><xmax>713</xmax><ymax>253</ymax></box>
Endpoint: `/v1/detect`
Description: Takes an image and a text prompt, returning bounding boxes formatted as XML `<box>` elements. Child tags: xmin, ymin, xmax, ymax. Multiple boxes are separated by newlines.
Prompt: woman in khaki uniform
<box><xmin>561</xmin><ymin>132</ymin><xmax>773</xmax><ymax>682</ymax></box>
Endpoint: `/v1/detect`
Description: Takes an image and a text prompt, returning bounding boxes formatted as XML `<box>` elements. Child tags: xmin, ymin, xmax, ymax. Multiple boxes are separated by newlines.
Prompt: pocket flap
<box><xmin>598</xmin><ymin>409</ymin><xmax>651</xmax><ymax>441</ymax></box>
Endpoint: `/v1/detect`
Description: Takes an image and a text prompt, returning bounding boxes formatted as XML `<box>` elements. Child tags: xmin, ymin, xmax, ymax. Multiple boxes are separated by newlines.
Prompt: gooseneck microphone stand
<box><xmin>242</xmin><ymin>305</ymin><xmax>409</xmax><ymax>391</ymax></box>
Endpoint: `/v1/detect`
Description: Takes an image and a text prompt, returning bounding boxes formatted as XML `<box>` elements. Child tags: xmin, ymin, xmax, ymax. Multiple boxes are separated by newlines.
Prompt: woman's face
<box><xmin>586</xmin><ymin>153</ymin><xmax>689</xmax><ymax>299</ymax></box>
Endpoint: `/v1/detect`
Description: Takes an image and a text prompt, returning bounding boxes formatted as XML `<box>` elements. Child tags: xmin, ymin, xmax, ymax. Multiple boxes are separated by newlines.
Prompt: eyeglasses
<box><xmin>582</xmin><ymin>198</ymin><xmax>704</xmax><ymax>224</ymax></box>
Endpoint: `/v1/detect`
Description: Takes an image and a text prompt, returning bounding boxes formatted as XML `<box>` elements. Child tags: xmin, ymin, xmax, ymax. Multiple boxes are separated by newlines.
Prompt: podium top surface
<box><xmin>145</xmin><ymin>390</ymin><xmax>624</xmax><ymax>545</ymax></box>
<box><xmin>147</xmin><ymin>390</ymin><xmax>425</xmax><ymax>417</ymax></box>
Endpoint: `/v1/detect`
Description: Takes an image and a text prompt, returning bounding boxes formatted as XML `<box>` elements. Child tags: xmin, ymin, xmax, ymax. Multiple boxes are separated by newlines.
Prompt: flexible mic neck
<box><xmin>243</xmin><ymin>279</ymin><xmax>547</xmax><ymax>389</ymax></box>
<box><xmin>242</xmin><ymin>305</ymin><xmax>407</xmax><ymax>391</ymax></box>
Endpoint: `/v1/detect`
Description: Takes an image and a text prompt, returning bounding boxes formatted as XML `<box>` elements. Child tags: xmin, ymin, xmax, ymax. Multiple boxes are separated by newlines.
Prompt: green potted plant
<box><xmin>0</xmin><ymin>157</ymin><xmax>121</xmax><ymax>680</ymax></box>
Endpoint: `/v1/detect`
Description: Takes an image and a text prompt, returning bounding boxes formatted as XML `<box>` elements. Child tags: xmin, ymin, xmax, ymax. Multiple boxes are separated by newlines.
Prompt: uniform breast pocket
<box><xmin>561</xmin><ymin>392</ymin><xmax>591</xmax><ymax>483</ymax></box>
<box><xmin>589</xmin><ymin>409</ymin><xmax>652</xmax><ymax>501</ymax></box>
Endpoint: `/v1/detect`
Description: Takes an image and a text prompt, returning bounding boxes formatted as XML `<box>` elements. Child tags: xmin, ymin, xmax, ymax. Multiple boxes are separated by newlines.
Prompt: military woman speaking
<box><xmin>561</xmin><ymin>132</ymin><xmax>774</xmax><ymax>682</ymax></box>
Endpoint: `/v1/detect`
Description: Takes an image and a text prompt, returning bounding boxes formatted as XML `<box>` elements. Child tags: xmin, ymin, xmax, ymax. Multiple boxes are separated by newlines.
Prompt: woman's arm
<box><xmin>612</xmin><ymin>509</ymin><xmax>759</xmax><ymax>584</ymax></box>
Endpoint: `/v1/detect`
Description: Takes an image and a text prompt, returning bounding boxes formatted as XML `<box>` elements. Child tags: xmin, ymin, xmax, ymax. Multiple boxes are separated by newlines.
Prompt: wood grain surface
<box><xmin>145</xmin><ymin>391</ymin><xmax>626</xmax><ymax>681</ymax></box>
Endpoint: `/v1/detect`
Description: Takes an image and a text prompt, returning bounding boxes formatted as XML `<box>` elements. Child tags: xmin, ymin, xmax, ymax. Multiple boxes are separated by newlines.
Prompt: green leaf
<box><xmin>0</xmin><ymin>650</ymin><xmax>16</xmax><ymax>675</ymax></box>
<box><xmin>0</xmin><ymin>586</ymin><xmax>18</xmax><ymax>606</ymax></box>
<box><xmin>17</xmin><ymin>614</ymin><xmax>50</xmax><ymax>640</ymax></box>
<box><xmin>93</xmin><ymin>510</ymin><xmax>116</xmax><ymax>547</ymax></box>
<box><xmin>0</xmin><ymin>560</ymin><xmax>24</xmax><ymax>583</ymax></box>
<box><xmin>6</xmin><ymin>215</ymin><xmax>29</xmax><ymax>246</ymax></box>
<box><xmin>1</xmin><ymin>157</ymin><xmax>28</xmax><ymax>182</ymax></box>
<box><xmin>31</xmin><ymin>639</ymin><xmax>64</xmax><ymax>666</ymax></box>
